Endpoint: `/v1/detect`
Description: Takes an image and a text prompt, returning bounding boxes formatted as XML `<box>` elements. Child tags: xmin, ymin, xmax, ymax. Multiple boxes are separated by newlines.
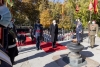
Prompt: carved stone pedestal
<box><xmin>52</xmin><ymin>39</ymin><xmax>100</xmax><ymax>67</ymax></box>
<box><xmin>67</xmin><ymin>41</ymin><xmax>87</xmax><ymax>67</ymax></box>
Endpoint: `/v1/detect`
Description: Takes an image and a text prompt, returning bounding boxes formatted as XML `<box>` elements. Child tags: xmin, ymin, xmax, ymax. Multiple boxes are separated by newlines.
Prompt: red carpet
<box><xmin>16</xmin><ymin>36</ymin><xmax>36</xmax><ymax>47</ymax></box>
<box><xmin>41</xmin><ymin>42</ymin><xmax>67</xmax><ymax>53</ymax></box>
<box><xmin>16</xmin><ymin>33</ymin><xmax>67</xmax><ymax>52</ymax></box>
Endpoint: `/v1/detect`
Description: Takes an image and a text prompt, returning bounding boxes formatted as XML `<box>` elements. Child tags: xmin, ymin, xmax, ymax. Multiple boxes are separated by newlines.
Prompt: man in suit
<box><xmin>50</xmin><ymin>20</ymin><xmax>58</xmax><ymax>48</ymax></box>
<box><xmin>7</xmin><ymin>22</ymin><xmax>18</xmax><ymax>64</ymax></box>
<box><xmin>11</xmin><ymin>19</ymin><xmax>17</xmax><ymax>36</ymax></box>
<box><xmin>33</xmin><ymin>19</ymin><xmax>43</xmax><ymax>50</ymax></box>
<box><xmin>89</xmin><ymin>20</ymin><xmax>98</xmax><ymax>48</ymax></box>
<box><xmin>76</xmin><ymin>19</ymin><xmax>83</xmax><ymax>45</ymax></box>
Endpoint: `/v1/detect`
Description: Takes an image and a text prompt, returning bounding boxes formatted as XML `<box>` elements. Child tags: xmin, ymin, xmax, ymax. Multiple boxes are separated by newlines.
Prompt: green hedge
<box><xmin>98</xmin><ymin>31</ymin><xmax>100</xmax><ymax>37</ymax></box>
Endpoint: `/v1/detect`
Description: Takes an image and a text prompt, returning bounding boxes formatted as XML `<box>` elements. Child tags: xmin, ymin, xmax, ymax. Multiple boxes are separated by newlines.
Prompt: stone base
<box><xmin>69</xmin><ymin>57</ymin><xmax>87</xmax><ymax>67</ymax></box>
<box><xmin>52</xmin><ymin>54</ymin><xmax>100</xmax><ymax>67</ymax></box>
<box><xmin>68</xmin><ymin>52</ymin><xmax>87</xmax><ymax>67</ymax></box>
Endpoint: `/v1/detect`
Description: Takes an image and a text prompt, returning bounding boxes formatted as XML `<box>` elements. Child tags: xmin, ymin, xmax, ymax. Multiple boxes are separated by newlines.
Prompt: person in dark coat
<box><xmin>17</xmin><ymin>33</ymin><xmax>21</xmax><ymax>45</ymax></box>
<box><xmin>11</xmin><ymin>19</ymin><xmax>17</xmax><ymax>36</ymax></box>
<box><xmin>2</xmin><ymin>27</ymin><xmax>8</xmax><ymax>50</ymax></box>
<box><xmin>0</xmin><ymin>26</ymin><xmax>12</xmax><ymax>67</ymax></box>
<box><xmin>21</xmin><ymin>33</ymin><xmax>26</xmax><ymax>44</ymax></box>
<box><xmin>76</xmin><ymin>19</ymin><xmax>83</xmax><ymax>45</ymax></box>
<box><xmin>33</xmin><ymin>19</ymin><xmax>43</xmax><ymax>50</ymax></box>
<box><xmin>50</xmin><ymin>20</ymin><xmax>58</xmax><ymax>48</ymax></box>
<box><xmin>7</xmin><ymin>22</ymin><xmax>18</xmax><ymax>64</ymax></box>
<box><xmin>0</xmin><ymin>2</ymin><xmax>12</xmax><ymax>67</ymax></box>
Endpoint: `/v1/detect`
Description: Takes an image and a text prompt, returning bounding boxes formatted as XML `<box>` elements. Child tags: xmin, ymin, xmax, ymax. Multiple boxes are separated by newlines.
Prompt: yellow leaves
<box><xmin>40</xmin><ymin>9</ymin><xmax>52</xmax><ymax>28</ymax></box>
<box><xmin>58</xmin><ymin>16</ymin><xmax>71</xmax><ymax>30</ymax></box>
<box><xmin>58</xmin><ymin>23</ymin><xmax>63</xmax><ymax>28</ymax></box>
<box><xmin>22</xmin><ymin>0</ymin><xmax>31</xmax><ymax>2</ymax></box>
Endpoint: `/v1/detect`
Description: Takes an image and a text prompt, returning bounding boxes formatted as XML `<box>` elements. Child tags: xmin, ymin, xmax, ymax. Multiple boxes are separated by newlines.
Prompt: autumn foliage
<box><xmin>40</xmin><ymin>9</ymin><xmax>52</xmax><ymax>28</ymax></box>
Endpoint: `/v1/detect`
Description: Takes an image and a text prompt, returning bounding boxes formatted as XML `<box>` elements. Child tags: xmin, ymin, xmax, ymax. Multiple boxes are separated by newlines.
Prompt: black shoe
<box><xmin>78</xmin><ymin>43</ymin><xmax>80</xmax><ymax>45</ymax></box>
<box><xmin>53</xmin><ymin>46</ymin><xmax>56</xmax><ymax>48</ymax></box>
<box><xmin>91</xmin><ymin>46</ymin><xmax>94</xmax><ymax>49</ymax></box>
<box><xmin>12</xmin><ymin>62</ymin><xmax>15</xmax><ymax>65</ymax></box>
<box><xmin>80</xmin><ymin>40</ymin><xmax>83</xmax><ymax>42</ymax></box>
<box><xmin>39</xmin><ymin>48</ymin><xmax>42</xmax><ymax>50</ymax></box>
<box><xmin>37</xmin><ymin>48</ymin><xmax>39</xmax><ymax>50</ymax></box>
<box><xmin>37</xmin><ymin>47</ymin><xmax>42</xmax><ymax>50</ymax></box>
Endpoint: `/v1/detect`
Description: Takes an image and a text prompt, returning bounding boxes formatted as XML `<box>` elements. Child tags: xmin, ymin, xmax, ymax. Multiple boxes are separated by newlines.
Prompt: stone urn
<box><xmin>67</xmin><ymin>39</ymin><xmax>87</xmax><ymax>67</ymax></box>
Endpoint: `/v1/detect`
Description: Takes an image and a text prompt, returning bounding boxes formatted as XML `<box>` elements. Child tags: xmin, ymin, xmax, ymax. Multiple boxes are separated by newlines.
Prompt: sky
<box><xmin>49</xmin><ymin>0</ymin><xmax>64</xmax><ymax>3</ymax></box>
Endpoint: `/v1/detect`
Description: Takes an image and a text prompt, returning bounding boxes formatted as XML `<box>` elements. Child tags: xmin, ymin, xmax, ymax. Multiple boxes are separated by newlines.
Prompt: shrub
<box><xmin>97</xmin><ymin>31</ymin><xmax>100</xmax><ymax>37</ymax></box>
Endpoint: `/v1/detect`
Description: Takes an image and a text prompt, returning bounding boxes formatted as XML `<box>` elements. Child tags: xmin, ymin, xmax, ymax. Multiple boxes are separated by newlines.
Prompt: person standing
<box><xmin>89</xmin><ymin>20</ymin><xmax>98</xmax><ymax>48</ymax></box>
<box><xmin>76</xmin><ymin>19</ymin><xmax>83</xmax><ymax>45</ymax></box>
<box><xmin>33</xmin><ymin>19</ymin><xmax>43</xmax><ymax>50</ymax></box>
<box><xmin>50</xmin><ymin>20</ymin><xmax>58</xmax><ymax>48</ymax></box>
<box><xmin>11</xmin><ymin>19</ymin><xmax>17</xmax><ymax>35</ymax></box>
<box><xmin>0</xmin><ymin>1</ymin><xmax>12</xmax><ymax>66</ymax></box>
<box><xmin>7</xmin><ymin>22</ymin><xmax>18</xmax><ymax>64</ymax></box>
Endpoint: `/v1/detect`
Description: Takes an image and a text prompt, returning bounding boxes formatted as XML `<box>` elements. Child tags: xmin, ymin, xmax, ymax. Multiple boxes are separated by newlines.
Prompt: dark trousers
<box><xmin>52</xmin><ymin>41</ymin><xmax>56</xmax><ymax>47</ymax></box>
<box><xmin>8</xmin><ymin>48</ymin><xmax>15</xmax><ymax>64</ymax></box>
<box><xmin>8</xmin><ymin>46</ymin><xmax>18</xmax><ymax>65</ymax></box>
<box><xmin>76</xmin><ymin>32</ymin><xmax>82</xmax><ymax>43</ymax></box>
<box><xmin>31</xmin><ymin>35</ymin><xmax>34</xmax><ymax>41</ymax></box>
<box><xmin>36</xmin><ymin>36</ymin><xmax>40</xmax><ymax>49</ymax></box>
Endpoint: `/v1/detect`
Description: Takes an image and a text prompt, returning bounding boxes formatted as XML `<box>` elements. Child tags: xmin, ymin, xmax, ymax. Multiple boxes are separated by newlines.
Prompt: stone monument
<box><xmin>67</xmin><ymin>39</ymin><xmax>87</xmax><ymax>67</ymax></box>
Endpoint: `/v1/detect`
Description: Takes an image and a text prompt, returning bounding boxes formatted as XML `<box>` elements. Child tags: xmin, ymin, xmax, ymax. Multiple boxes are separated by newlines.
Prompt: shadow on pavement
<box><xmin>83</xmin><ymin>44</ymin><xmax>99</xmax><ymax>50</ymax></box>
<box><xmin>80</xmin><ymin>51</ymin><xmax>94</xmax><ymax>57</ymax></box>
<box><xmin>94</xmin><ymin>45</ymin><xmax>99</xmax><ymax>48</ymax></box>
<box><xmin>83</xmin><ymin>33</ymin><xmax>88</xmax><ymax>38</ymax></box>
<box><xmin>44</xmin><ymin>57</ymin><xmax>68</xmax><ymax>67</ymax></box>
<box><xmin>44</xmin><ymin>62</ymin><xmax>60</xmax><ymax>67</ymax></box>
<box><xmin>18</xmin><ymin>47</ymin><xmax>36</xmax><ymax>54</ymax></box>
<box><xmin>43</xmin><ymin>53</ymin><xmax>71</xmax><ymax>67</ymax></box>
<box><xmin>44</xmin><ymin>52</ymin><xmax>100</xmax><ymax>67</ymax></box>
<box><xmin>15</xmin><ymin>51</ymin><xmax>52</xmax><ymax>65</ymax></box>
<box><xmin>19</xmin><ymin>46</ymin><xmax>36</xmax><ymax>52</ymax></box>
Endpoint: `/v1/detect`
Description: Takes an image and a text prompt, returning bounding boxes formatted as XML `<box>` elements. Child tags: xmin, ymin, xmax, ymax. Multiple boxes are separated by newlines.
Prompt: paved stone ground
<box><xmin>53</xmin><ymin>54</ymin><xmax>100</xmax><ymax>67</ymax></box>
<box><xmin>13</xmin><ymin>33</ymin><xmax>100</xmax><ymax>67</ymax></box>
